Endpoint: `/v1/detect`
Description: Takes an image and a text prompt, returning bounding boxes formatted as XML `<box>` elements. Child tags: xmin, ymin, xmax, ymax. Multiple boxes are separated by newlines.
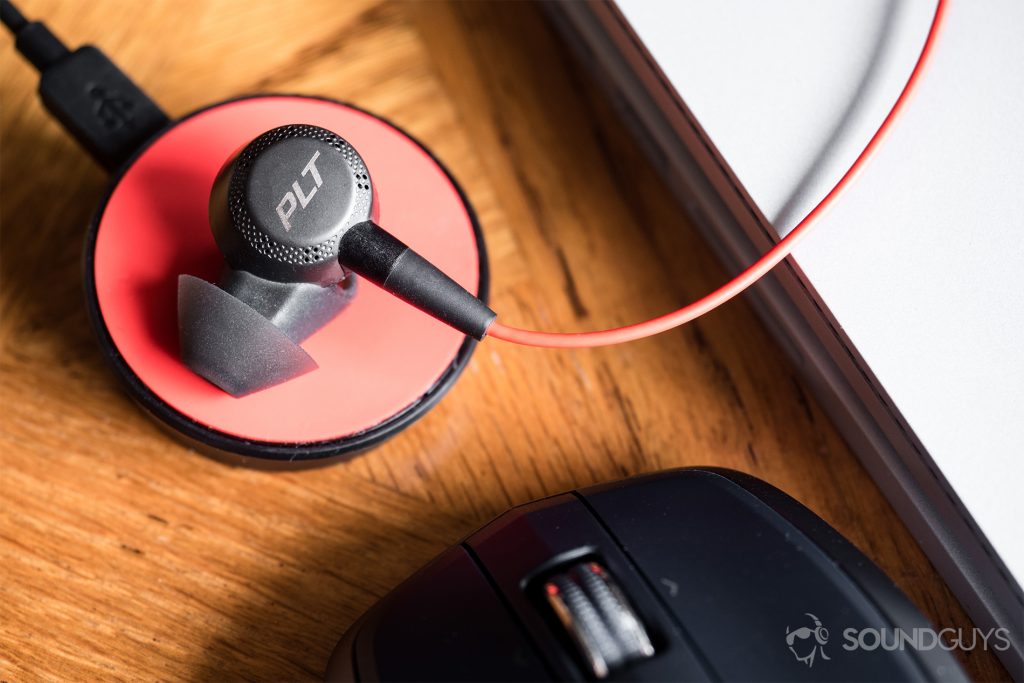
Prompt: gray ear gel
<box><xmin>178</xmin><ymin>275</ymin><xmax>321</xmax><ymax>397</ymax></box>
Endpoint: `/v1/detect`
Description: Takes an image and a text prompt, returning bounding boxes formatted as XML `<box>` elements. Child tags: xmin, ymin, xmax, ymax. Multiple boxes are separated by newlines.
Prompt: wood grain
<box><xmin>0</xmin><ymin>1</ymin><xmax>1007</xmax><ymax>680</ymax></box>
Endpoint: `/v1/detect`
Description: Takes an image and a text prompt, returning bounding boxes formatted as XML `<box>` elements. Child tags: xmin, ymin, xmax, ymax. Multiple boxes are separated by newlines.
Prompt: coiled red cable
<box><xmin>488</xmin><ymin>0</ymin><xmax>948</xmax><ymax>348</ymax></box>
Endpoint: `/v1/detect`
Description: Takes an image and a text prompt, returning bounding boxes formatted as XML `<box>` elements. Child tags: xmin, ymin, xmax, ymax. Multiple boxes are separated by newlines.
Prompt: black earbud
<box><xmin>179</xmin><ymin>124</ymin><xmax>495</xmax><ymax>396</ymax></box>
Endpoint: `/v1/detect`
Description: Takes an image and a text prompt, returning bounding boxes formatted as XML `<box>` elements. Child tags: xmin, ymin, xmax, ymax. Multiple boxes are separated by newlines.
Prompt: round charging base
<box><xmin>84</xmin><ymin>96</ymin><xmax>488</xmax><ymax>468</ymax></box>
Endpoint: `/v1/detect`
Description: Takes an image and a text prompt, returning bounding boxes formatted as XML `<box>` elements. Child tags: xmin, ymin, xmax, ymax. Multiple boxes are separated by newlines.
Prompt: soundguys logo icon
<box><xmin>786</xmin><ymin>613</ymin><xmax>832</xmax><ymax>667</ymax></box>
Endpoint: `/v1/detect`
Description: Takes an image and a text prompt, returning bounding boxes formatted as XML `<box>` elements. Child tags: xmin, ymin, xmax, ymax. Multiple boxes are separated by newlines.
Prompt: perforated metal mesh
<box><xmin>227</xmin><ymin>125</ymin><xmax>372</xmax><ymax>266</ymax></box>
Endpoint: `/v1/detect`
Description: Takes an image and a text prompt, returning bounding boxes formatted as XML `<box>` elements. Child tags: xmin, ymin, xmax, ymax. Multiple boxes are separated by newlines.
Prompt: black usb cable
<box><xmin>1</xmin><ymin>0</ymin><xmax>168</xmax><ymax>171</ymax></box>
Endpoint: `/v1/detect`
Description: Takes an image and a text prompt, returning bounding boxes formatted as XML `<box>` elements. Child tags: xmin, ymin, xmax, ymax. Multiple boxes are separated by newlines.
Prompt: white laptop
<box><xmin>547</xmin><ymin>1</ymin><xmax>1023</xmax><ymax>675</ymax></box>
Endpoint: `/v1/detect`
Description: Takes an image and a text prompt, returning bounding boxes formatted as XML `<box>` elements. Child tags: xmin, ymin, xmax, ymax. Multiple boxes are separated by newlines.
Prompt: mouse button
<box><xmin>467</xmin><ymin>494</ymin><xmax>586</xmax><ymax>572</ymax></box>
<box><xmin>578</xmin><ymin>470</ymin><xmax>930</xmax><ymax>681</ymax></box>
<box><xmin>467</xmin><ymin>494</ymin><xmax>711</xmax><ymax>682</ymax></box>
<box><xmin>709</xmin><ymin>471</ymin><xmax>951</xmax><ymax>640</ymax></box>
<box><xmin>466</xmin><ymin>494</ymin><xmax>599</xmax><ymax>679</ymax></box>
<box><xmin>344</xmin><ymin>545</ymin><xmax>550</xmax><ymax>682</ymax></box>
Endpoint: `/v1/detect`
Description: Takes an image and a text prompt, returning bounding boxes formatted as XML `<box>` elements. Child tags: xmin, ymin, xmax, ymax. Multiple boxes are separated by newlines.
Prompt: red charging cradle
<box><xmin>84</xmin><ymin>95</ymin><xmax>488</xmax><ymax>467</ymax></box>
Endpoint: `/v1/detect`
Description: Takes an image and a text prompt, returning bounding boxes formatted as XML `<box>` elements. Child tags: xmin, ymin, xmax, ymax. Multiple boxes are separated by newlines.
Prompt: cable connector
<box><xmin>2</xmin><ymin>0</ymin><xmax>168</xmax><ymax>171</ymax></box>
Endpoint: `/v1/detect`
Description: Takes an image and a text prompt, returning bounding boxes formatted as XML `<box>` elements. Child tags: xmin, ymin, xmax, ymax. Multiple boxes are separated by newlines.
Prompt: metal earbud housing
<box><xmin>209</xmin><ymin>124</ymin><xmax>376</xmax><ymax>286</ymax></box>
<box><xmin>181</xmin><ymin>124</ymin><xmax>375</xmax><ymax>397</ymax></box>
<box><xmin>181</xmin><ymin>122</ymin><xmax>493</xmax><ymax>397</ymax></box>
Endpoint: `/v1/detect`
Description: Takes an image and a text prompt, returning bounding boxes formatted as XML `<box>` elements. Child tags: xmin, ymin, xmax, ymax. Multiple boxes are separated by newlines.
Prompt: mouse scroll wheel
<box><xmin>542</xmin><ymin>561</ymin><xmax>655</xmax><ymax>679</ymax></box>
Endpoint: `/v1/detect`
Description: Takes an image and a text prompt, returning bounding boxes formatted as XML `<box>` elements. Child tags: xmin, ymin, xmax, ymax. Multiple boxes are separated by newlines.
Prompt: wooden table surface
<box><xmin>0</xmin><ymin>1</ymin><xmax>1007</xmax><ymax>680</ymax></box>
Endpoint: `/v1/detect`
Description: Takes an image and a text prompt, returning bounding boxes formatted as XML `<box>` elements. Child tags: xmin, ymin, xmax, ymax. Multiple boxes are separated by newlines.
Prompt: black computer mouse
<box><xmin>326</xmin><ymin>468</ymin><xmax>966</xmax><ymax>682</ymax></box>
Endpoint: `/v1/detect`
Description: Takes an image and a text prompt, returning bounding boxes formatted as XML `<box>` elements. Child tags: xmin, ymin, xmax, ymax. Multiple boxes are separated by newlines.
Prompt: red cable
<box><xmin>488</xmin><ymin>0</ymin><xmax>948</xmax><ymax>349</ymax></box>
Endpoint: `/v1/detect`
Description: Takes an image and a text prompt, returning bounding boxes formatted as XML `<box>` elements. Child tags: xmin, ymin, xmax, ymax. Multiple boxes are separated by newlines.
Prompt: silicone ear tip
<box><xmin>177</xmin><ymin>275</ymin><xmax>318</xmax><ymax>397</ymax></box>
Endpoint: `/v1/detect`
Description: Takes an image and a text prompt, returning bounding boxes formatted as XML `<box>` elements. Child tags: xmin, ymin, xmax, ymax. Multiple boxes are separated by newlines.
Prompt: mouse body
<box><xmin>327</xmin><ymin>468</ymin><xmax>966</xmax><ymax>681</ymax></box>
